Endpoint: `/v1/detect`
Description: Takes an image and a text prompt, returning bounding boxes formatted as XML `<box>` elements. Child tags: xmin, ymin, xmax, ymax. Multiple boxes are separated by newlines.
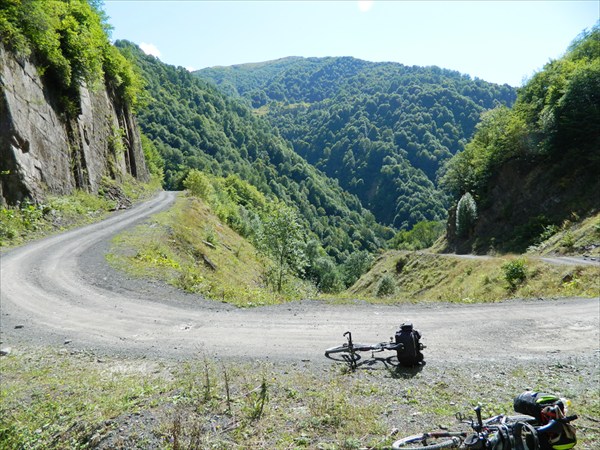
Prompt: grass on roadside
<box><xmin>1</xmin><ymin>347</ymin><xmax>598</xmax><ymax>449</ymax></box>
<box><xmin>0</xmin><ymin>176</ymin><xmax>161</xmax><ymax>249</ymax></box>
<box><xmin>345</xmin><ymin>251</ymin><xmax>600</xmax><ymax>304</ymax></box>
<box><xmin>527</xmin><ymin>213</ymin><xmax>600</xmax><ymax>258</ymax></box>
<box><xmin>107</xmin><ymin>195</ymin><xmax>316</xmax><ymax>308</ymax></box>
<box><xmin>106</xmin><ymin>194</ymin><xmax>599</xmax><ymax>309</ymax></box>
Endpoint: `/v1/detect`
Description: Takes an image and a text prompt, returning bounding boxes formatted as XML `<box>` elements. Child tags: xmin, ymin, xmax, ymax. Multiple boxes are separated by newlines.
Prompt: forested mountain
<box><xmin>116</xmin><ymin>41</ymin><xmax>391</xmax><ymax>262</ymax></box>
<box><xmin>442</xmin><ymin>26</ymin><xmax>599</xmax><ymax>253</ymax></box>
<box><xmin>197</xmin><ymin>57</ymin><xmax>516</xmax><ymax>228</ymax></box>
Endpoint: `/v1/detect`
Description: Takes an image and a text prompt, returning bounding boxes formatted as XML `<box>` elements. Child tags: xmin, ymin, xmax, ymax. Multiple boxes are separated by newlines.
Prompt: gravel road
<box><xmin>1</xmin><ymin>191</ymin><xmax>599</xmax><ymax>365</ymax></box>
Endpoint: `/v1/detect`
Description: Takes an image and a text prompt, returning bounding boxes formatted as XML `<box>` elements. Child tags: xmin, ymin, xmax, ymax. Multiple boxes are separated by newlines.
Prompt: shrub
<box><xmin>376</xmin><ymin>274</ymin><xmax>396</xmax><ymax>297</ymax></box>
<box><xmin>390</xmin><ymin>220</ymin><xmax>445</xmax><ymax>250</ymax></box>
<box><xmin>395</xmin><ymin>256</ymin><xmax>408</xmax><ymax>273</ymax></box>
<box><xmin>456</xmin><ymin>192</ymin><xmax>477</xmax><ymax>238</ymax></box>
<box><xmin>183</xmin><ymin>169</ymin><xmax>213</xmax><ymax>200</ymax></box>
<box><xmin>538</xmin><ymin>224</ymin><xmax>560</xmax><ymax>243</ymax></box>
<box><xmin>502</xmin><ymin>259</ymin><xmax>527</xmax><ymax>289</ymax></box>
<box><xmin>312</xmin><ymin>256</ymin><xmax>344</xmax><ymax>293</ymax></box>
<box><xmin>561</xmin><ymin>231</ymin><xmax>575</xmax><ymax>249</ymax></box>
<box><xmin>342</xmin><ymin>250</ymin><xmax>374</xmax><ymax>287</ymax></box>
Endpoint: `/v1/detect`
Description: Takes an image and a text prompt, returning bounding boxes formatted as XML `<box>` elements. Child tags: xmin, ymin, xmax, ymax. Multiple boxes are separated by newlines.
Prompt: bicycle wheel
<box><xmin>392</xmin><ymin>433</ymin><xmax>463</xmax><ymax>450</ymax></box>
<box><xmin>324</xmin><ymin>345</ymin><xmax>362</xmax><ymax>363</ymax></box>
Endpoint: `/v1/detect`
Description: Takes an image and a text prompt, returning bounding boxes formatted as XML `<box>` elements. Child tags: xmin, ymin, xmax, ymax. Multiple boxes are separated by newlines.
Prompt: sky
<box><xmin>102</xmin><ymin>1</ymin><xmax>599</xmax><ymax>87</ymax></box>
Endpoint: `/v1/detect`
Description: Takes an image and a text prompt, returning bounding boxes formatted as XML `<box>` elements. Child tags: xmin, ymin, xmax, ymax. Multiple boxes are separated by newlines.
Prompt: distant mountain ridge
<box><xmin>196</xmin><ymin>57</ymin><xmax>516</xmax><ymax>227</ymax></box>
<box><xmin>195</xmin><ymin>56</ymin><xmax>305</xmax><ymax>98</ymax></box>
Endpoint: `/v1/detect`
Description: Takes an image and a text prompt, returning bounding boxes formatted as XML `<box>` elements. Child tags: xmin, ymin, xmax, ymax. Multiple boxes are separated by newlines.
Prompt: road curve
<box><xmin>1</xmin><ymin>191</ymin><xmax>598</xmax><ymax>364</ymax></box>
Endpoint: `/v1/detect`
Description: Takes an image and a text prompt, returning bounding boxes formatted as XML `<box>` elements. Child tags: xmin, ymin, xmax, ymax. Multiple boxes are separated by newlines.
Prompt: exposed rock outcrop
<box><xmin>445</xmin><ymin>158</ymin><xmax>600</xmax><ymax>254</ymax></box>
<box><xmin>0</xmin><ymin>44</ymin><xmax>148</xmax><ymax>206</ymax></box>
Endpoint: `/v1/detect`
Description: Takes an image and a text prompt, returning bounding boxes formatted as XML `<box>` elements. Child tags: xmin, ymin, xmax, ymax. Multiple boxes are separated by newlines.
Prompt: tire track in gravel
<box><xmin>1</xmin><ymin>191</ymin><xmax>598</xmax><ymax>364</ymax></box>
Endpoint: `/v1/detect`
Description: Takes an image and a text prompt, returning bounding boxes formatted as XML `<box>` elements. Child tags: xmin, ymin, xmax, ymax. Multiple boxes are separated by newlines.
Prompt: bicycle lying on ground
<box><xmin>391</xmin><ymin>405</ymin><xmax>577</xmax><ymax>450</ymax></box>
<box><xmin>324</xmin><ymin>331</ymin><xmax>403</xmax><ymax>370</ymax></box>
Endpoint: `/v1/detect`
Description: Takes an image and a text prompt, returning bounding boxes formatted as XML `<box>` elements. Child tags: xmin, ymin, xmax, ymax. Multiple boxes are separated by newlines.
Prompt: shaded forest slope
<box><xmin>442</xmin><ymin>26</ymin><xmax>599</xmax><ymax>254</ymax></box>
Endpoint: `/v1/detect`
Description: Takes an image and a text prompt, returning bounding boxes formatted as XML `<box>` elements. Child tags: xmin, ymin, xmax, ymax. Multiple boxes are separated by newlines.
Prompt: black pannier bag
<box><xmin>394</xmin><ymin>322</ymin><xmax>424</xmax><ymax>366</ymax></box>
<box><xmin>513</xmin><ymin>392</ymin><xmax>577</xmax><ymax>450</ymax></box>
<box><xmin>513</xmin><ymin>392</ymin><xmax>564</xmax><ymax>422</ymax></box>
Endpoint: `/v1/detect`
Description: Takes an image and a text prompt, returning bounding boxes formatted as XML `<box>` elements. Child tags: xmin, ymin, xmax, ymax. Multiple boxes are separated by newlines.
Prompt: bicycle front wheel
<box><xmin>392</xmin><ymin>433</ymin><xmax>464</xmax><ymax>450</ymax></box>
<box><xmin>324</xmin><ymin>345</ymin><xmax>362</xmax><ymax>363</ymax></box>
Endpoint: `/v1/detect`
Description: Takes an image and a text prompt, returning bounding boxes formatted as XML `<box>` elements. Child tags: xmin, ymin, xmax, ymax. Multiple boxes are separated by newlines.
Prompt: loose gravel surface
<box><xmin>1</xmin><ymin>191</ymin><xmax>599</xmax><ymax>366</ymax></box>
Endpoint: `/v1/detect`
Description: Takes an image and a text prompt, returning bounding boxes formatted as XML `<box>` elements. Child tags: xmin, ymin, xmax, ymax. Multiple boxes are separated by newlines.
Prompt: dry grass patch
<box><xmin>2</xmin><ymin>347</ymin><xmax>598</xmax><ymax>449</ymax></box>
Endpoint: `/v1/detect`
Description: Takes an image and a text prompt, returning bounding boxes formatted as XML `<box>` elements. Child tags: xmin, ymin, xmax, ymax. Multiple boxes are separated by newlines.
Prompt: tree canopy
<box><xmin>197</xmin><ymin>57</ymin><xmax>516</xmax><ymax>228</ymax></box>
<box><xmin>441</xmin><ymin>24</ymin><xmax>600</xmax><ymax>252</ymax></box>
<box><xmin>442</xmin><ymin>25</ymin><xmax>600</xmax><ymax>203</ymax></box>
<box><xmin>0</xmin><ymin>0</ymin><xmax>142</xmax><ymax>111</ymax></box>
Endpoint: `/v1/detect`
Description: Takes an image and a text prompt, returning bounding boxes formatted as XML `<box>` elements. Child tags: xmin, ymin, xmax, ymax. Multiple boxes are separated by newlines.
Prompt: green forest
<box><xmin>115</xmin><ymin>41</ymin><xmax>392</xmax><ymax>291</ymax></box>
<box><xmin>442</xmin><ymin>26</ymin><xmax>599</xmax><ymax>252</ymax></box>
<box><xmin>2</xmin><ymin>0</ymin><xmax>598</xmax><ymax>288</ymax></box>
<box><xmin>197</xmin><ymin>57</ymin><xmax>517</xmax><ymax>228</ymax></box>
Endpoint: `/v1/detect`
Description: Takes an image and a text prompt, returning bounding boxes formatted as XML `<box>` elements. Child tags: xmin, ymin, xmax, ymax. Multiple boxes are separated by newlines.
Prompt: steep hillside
<box><xmin>0</xmin><ymin>0</ymin><xmax>147</xmax><ymax>206</ymax></box>
<box><xmin>108</xmin><ymin>193</ymin><xmax>293</xmax><ymax>307</ymax></box>
<box><xmin>196</xmin><ymin>57</ymin><xmax>516</xmax><ymax>228</ymax></box>
<box><xmin>117</xmin><ymin>42</ymin><xmax>391</xmax><ymax>262</ymax></box>
<box><xmin>442</xmin><ymin>26</ymin><xmax>600</xmax><ymax>254</ymax></box>
<box><xmin>347</xmin><ymin>250</ymin><xmax>599</xmax><ymax>302</ymax></box>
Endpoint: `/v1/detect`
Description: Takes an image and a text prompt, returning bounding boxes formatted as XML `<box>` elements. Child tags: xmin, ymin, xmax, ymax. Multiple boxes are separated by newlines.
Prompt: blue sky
<box><xmin>102</xmin><ymin>1</ymin><xmax>598</xmax><ymax>87</ymax></box>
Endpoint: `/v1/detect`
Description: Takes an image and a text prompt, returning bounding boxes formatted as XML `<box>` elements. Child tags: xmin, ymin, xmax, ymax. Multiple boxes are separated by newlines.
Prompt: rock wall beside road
<box><xmin>0</xmin><ymin>44</ymin><xmax>148</xmax><ymax>206</ymax></box>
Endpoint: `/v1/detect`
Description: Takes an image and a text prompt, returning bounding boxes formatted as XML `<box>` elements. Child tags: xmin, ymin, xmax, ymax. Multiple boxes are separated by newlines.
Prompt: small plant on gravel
<box><xmin>243</xmin><ymin>377</ymin><xmax>269</xmax><ymax>422</ymax></box>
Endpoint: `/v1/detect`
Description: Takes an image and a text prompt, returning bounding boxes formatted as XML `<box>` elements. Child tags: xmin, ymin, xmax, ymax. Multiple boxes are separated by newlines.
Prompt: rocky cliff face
<box><xmin>0</xmin><ymin>44</ymin><xmax>148</xmax><ymax>206</ymax></box>
<box><xmin>445</xmin><ymin>158</ymin><xmax>600</xmax><ymax>254</ymax></box>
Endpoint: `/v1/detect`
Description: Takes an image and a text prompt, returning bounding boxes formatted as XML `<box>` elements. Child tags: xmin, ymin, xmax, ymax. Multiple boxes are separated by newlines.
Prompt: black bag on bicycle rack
<box><xmin>513</xmin><ymin>392</ymin><xmax>576</xmax><ymax>450</ymax></box>
<box><xmin>394</xmin><ymin>322</ymin><xmax>424</xmax><ymax>366</ymax></box>
<box><xmin>513</xmin><ymin>392</ymin><xmax>565</xmax><ymax>422</ymax></box>
<box><xmin>512</xmin><ymin>421</ymin><xmax>539</xmax><ymax>450</ymax></box>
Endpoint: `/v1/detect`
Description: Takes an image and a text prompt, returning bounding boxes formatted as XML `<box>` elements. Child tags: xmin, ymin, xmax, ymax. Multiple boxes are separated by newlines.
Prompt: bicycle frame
<box><xmin>392</xmin><ymin>405</ymin><xmax>577</xmax><ymax>450</ymax></box>
<box><xmin>324</xmin><ymin>330</ymin><xmax>403</xmax><ymax>370</ymax></box>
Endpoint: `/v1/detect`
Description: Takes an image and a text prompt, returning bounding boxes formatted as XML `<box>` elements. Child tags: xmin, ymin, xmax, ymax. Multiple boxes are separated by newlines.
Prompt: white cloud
<box><xmin>186</xmin><ymin>66</ymin><xmax>197</xmax><ymax>72</ymax></box>
<box><xmin>139</xmin><ymin>42</ymin><xmax>161</xmax><ymax>58</ymax></box>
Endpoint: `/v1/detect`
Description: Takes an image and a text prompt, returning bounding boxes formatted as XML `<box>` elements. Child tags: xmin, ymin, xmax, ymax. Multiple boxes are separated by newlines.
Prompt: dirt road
<box><xmin>1</xmin><ymin>191</ymin><xmax>598</xmax><ymax>364</ymax></box>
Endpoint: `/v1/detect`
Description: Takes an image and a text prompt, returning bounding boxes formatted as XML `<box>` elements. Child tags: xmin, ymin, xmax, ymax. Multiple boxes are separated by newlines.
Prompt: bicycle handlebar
<box><xmin>537</xmin><ymin>415</ymin><xmax>578</xmax><ymax>434</ymax></box>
